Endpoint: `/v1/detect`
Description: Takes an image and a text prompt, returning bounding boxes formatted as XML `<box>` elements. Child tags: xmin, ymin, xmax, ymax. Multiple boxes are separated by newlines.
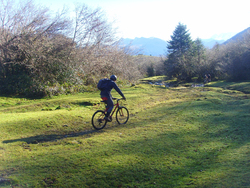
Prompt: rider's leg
<box><xmin>105</xmin><ymin>97</ymin><xmax>114</xmax><ymax>120</ymax></box>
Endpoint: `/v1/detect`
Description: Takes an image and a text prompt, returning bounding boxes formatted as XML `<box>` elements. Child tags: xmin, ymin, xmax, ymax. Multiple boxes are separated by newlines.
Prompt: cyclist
<box><xmin>100</xmin><ymin>75</ymin><xmax>126</xmax><ymax>121</ymax></box>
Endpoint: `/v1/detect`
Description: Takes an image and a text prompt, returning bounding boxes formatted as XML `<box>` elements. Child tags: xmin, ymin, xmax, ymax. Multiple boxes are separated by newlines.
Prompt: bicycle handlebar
<box><xmin>112</xmin><ymin>98</ymin><xmax>125</xmax><ymax>102</ymax></box>
<box><xmin>101</xmin><ymin>98</ymin><xmax>125</xmax><ymax>103</ymax></box>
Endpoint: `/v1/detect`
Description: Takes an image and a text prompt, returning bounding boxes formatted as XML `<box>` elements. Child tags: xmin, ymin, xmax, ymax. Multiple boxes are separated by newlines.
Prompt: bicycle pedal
<box><xmin>104</xmin><ymin>117</ymin><xmax>112</xmax><ymax>122</ymax></box>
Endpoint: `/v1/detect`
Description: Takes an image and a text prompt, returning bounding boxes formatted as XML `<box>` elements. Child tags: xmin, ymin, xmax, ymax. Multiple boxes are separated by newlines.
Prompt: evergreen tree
<box><xmin>192</xmin><ymin>38</ymin><xmax>207</xmax><ymax>80</ymax></box>
<box><xmin>165</xmin><ymin>23</ymin><xmax>194</xmax><ymax>80</ymax></box>
<box><xmin>147</xmin><ymin>63</ymin><xmax>155</xmax><ymax>77</ymax></box>
<box><xmin>167</xmin><ymin>23</ymin><xmax>193</xmax><ymax>55</ymax></box>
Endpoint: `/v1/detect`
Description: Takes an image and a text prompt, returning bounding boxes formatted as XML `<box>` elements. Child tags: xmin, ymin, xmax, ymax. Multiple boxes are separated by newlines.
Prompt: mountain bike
<box><xmin>92</xmin><ymin>98</ymin><xmax>129</xmax><ymax>130</ymax></box>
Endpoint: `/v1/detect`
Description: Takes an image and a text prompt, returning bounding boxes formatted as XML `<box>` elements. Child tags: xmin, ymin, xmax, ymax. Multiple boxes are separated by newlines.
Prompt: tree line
<box><xmin>164</xmin><ymin>23</ymin><xmax>250</xmax><ymax>82</ymax></box>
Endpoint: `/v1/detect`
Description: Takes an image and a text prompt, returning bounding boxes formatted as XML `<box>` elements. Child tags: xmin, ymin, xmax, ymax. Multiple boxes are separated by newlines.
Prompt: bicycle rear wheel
<box><xmin>92</xmin><ymin>110</ymin><xmax>107</xmax><ymax>130</ymax></box>
<box><xmin>116</xmin><ymin>106</ymin><xmax>129</xmax><ymax>124</ymax></box>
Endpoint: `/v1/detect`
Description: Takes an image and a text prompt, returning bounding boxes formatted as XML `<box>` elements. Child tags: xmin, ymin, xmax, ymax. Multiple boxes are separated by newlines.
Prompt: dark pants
<box><xmin>101</xmin><ymin>96</ymin><xmax>113</xmax><ymax>116</ymax></box>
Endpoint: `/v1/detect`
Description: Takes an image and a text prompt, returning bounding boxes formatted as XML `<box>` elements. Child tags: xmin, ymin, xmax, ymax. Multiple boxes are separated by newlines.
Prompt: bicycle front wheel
<box><xmin>116</xmin><ymin>106</ymin><xmax>129</xmax><ymax>124</ymax></box>
<box><xmin>92</xmin><ymin>110</ymin><xmax>107</xmax><ymax>130</ymax></box>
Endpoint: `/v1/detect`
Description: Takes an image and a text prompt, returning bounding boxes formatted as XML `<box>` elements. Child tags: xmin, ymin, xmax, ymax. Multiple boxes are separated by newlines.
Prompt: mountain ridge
<box><xmin>223</xmin><ymin>27</ymin><xmax>250</xmax><ymax>45</ymax></box>
<box><xmin>121</xmin><ymin>37</ymin><xmax>225</xmax><ymax>56</ymax></box>
<box><xmin>121</xmin><ymin>37</ymin><xmax>167</xmax><ymax>56</ymax></box>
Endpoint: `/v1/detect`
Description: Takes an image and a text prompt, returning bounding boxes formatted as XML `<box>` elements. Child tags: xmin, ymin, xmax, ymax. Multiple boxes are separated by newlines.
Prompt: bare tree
<box><xmin>71</xmin><ymin>4</ymin><xmax>116</xmax><ymax>47</ymax></box>
<box><xmin>0</xmin><ymin>0</ymin><xmax>72</xmax><ymax>95</ymax></box>
<box><xmin>0</xmin><ymin>0</ymin><xmax>156</xmax><ymax>97</ymax></box>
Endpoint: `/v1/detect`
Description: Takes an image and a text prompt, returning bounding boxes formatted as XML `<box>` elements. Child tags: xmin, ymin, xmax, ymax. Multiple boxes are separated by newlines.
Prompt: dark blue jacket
<box><xmin>100</xmin><ymin>80</ymin><xmax>124</xmax><ymax>98</ymax></box>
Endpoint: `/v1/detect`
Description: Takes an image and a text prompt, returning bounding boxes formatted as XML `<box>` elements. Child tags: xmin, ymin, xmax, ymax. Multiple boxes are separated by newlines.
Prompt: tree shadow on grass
<box><xmin>2</xmin><ymin>129</ymin><xmax>99</xmax><ymax>144</ymax></box>
<box><xmin>2</xmin><ymin>114</ymin><xmax>126</xmax><ymax>145</ymax></box>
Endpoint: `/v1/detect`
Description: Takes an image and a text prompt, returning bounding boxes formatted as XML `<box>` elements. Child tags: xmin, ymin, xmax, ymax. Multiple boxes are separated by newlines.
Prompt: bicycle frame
<box><xmin>104</xmin><ymin>98</ymin><xmax>121</xmax><ymax>118</ymax></box>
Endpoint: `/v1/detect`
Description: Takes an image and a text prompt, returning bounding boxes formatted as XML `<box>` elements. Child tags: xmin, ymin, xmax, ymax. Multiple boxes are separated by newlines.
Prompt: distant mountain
<box><xmin>121</xmin><ymin>37</ymin><xmax>167</xmax><ymax>56</ymax></box>
<box><xmin>121</xmin><ymin>37</ymin><xmax>225</xmax><ymax>56</ymax></box>
<box><xmin>201</xmin><ymin>39</ymin><xmax>225</xmax><ymax>48</ymax></box>
<box><xmin>223</xmin><ymin>27</ymin><xmax>250</xmax><ymax>45</ymax></box>
<box><xmin>211</xmin><ymin>32</ymin><xmax>237</xmax><ymax>41</ymax></box>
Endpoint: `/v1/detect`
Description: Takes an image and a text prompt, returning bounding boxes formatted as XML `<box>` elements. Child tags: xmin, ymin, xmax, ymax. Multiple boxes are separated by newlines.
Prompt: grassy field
<box><xmin>0</xmin><ymin>80</ymin><xmax>250</xmax><ymax>187</ymax></box>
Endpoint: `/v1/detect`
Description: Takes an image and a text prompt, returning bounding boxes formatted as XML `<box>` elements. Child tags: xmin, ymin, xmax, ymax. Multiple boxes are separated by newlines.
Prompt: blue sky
<box><xmin>34</xmin><ymin>0</ymin><xmax>250</xmax><ymax>41</ymax></box>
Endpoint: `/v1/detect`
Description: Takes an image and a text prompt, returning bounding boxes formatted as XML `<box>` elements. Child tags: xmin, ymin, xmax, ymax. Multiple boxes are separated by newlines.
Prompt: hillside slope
<box><xmin>223</xmin><ymin>27</ymin><xmax>250</xmax><ymax>44</ymax></box>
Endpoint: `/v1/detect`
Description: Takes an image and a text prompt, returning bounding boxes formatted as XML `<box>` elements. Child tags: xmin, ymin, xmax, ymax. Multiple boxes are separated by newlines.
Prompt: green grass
<box><xmin>208</xmin><ymin>80</ymin><xmax>250</xmax><ymax>94</ymax></box>
<box><xmin>0</xmin><ymin>80</ymin><xmax>250</xmax><ymax>187</ymax></box>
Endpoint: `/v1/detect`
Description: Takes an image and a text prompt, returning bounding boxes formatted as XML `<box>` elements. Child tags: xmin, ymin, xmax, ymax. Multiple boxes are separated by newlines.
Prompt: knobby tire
<box><xmin>116</xmin><ymin>106</ymin><xmax>129</xmax><ymax>124</ymax></box>
<box><xmin>92</xmin><ymin>110</ymin><xmax>107</xmax><ymax>130</ymax></box>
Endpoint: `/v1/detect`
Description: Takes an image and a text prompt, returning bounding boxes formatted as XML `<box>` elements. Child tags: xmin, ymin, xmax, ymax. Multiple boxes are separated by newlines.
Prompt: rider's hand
<box><xmin>122</xmin><ymin>97</ymin><xmax>126</xmax><ymax>101</ymax></box>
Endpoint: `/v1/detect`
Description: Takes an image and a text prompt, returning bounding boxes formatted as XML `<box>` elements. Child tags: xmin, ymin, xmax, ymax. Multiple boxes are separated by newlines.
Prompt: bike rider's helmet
<box><xmin>110</xmin><ymin>75</ymin><xmax>117</xmax><ymax>81</ymax></box>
